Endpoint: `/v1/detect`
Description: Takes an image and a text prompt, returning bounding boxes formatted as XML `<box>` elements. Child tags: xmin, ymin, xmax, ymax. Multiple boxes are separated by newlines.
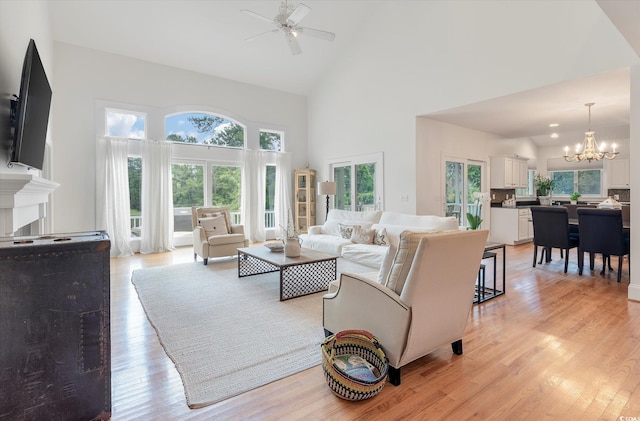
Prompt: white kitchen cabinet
<box><xmin>490</xmin><ymin>207</ymin><xmax>533</xmax><ymax>245</ymax></box>
<box><xmin>607</xmin><ymin>158</ymin><xmax>630</xmax><ymax>188</ymax></box>
<box><xmin>491</xmin><ymin>157</ymin><xmax>529</xmax><ymax>188</ymax></box>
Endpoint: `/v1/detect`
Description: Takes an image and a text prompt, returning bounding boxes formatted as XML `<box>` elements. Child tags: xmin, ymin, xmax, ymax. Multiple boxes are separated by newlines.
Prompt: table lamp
<box><xmin>317</xmin><ymin>181</ymin><xmax>336</xmax><ymax>221</ymax></box>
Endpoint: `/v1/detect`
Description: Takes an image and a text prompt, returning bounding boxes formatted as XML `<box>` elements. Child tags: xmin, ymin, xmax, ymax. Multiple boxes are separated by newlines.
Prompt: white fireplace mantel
<box><xmin>0</xmin><ymin>173</ymin><xmax>60</xmax><ymax>235</ymax></box>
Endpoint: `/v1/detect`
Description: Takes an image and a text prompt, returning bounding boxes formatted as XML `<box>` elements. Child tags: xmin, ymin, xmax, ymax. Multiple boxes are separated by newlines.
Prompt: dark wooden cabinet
<box><xmin>0</xmin><ymin>232</ymin><xmax>111</xmax><ymax>420</ymax></box>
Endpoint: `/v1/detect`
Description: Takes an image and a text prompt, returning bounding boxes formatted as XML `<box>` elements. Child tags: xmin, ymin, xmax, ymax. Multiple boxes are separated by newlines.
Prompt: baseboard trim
<box><xmin>628</xmin><ymin>283</ymin><xmax>640</xmax><ymax>302</ymax></box>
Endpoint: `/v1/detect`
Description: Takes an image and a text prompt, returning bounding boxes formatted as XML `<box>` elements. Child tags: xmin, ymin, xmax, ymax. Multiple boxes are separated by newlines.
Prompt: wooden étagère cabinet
<box><xmin>294</xmin><ymin>169</ymin><xmax>316</xmax><ymax>232</ymax></box>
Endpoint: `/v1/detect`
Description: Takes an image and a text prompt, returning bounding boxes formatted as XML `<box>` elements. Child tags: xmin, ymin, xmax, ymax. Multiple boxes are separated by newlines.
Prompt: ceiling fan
<box><xmin>241</xmin><ymin>1</ymin><xmax>336</xmax><ymax>55</ymax></box>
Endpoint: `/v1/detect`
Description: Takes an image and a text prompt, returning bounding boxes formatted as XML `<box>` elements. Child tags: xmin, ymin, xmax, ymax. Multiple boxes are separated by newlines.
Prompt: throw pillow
<box><xmin>338</xmin><ymin>223</ymin><xmax>360</xmax><ymax>240</ymax></box>
<box><xmin>374</xmin><ymin>228</ymin><xmax>388</xmax><ymax>246</ymax></box>
<box><xmin>376</xmin><ymin>243</ymin><xmax>397</xmax><ymax>286</ymax></box>
<box><xmin>385</xmin><ymin>231</ymin><xmax>426</xmax><ymax>294</ymax></box>
<box><xmin>350</xmin><ymin>226</ymin><xmax>376</xmax><ymax>244</ymax></box>
<box><xmin>199</xmin><ymin>216</ymin><xmax>228</xmax><ymax>237</ymax></box>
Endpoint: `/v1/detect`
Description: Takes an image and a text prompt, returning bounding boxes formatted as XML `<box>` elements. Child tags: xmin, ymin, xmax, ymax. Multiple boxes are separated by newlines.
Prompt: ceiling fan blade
<box><xmin>245</xmin><ymin>29</ymin><xmax>279</xmax><ymax>42</ymax></box>
<box><xmin>241</xmin><ymin>9</ymin><xmax>274</xmax><ymax>24</ymax></box>
<box><xmin>286</xmin><ymin>3</ymin><xmax>311</xmax><ymax>26</ymax></box>
<box><xmin>285</xmin><ymin>33</ymin><xmax>302</xmax><ymax>55</ymax></box>
<box><xmin>298</xmin><ymin>27</ymin><xmax>335</xmax><ymax>41</ymax></box>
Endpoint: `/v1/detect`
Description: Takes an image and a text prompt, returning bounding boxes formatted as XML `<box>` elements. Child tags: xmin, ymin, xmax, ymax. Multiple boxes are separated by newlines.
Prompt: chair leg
<box><xmin>533</xmin><ymin>246</ymin><xmax>538</xmax><ymax>268</ymax></box>
<box><xmin>388</xmin><ymin>366</ymin><xmax>401</xmax><ymax>386</ymax></box>
<box><xmin>564</xmin><ymin>248</ymin><xmax>569</xmax><ymax>273</ymax></box>
<box><xmin>203</xmin><ymin>258</ymin><xmax>208</xmax><ymax>265</ymax></box>
<box><xmin>608</xmin><ymin>256</ymin><xmax>614</xmax><ymax>271</ymax></box>
<box><xmin>452</xmin><ymin>339</ymin><xmax>463</xmax><ymax>355</ymax></box>
<box><xmin>560</xmin><ymin>249</ymin><xmax>564</xmax><ymax>259</ymax></box>
<box><xmin>617</xmin><ymin>256</ymin><xmax>623</xmax><ymax>282</ymax></box>
<box><xmin>194</xmin><ymin>253</ymin><xmax>197</xmax><ymax>261</ymax></box>
<box><xmin>589</xmin><ymin>253</ymin><xmax>595</xmax><ymax>270</ymax></box>
<box><xmin>579</xmin><ymin>249</ymin><xmax>585</xmax><ymax>275</ymax></box>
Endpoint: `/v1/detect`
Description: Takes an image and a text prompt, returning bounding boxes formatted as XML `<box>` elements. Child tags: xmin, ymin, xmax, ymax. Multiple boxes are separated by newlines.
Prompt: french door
<box><xmin>444</xmin><ymin>158</ymin><xmax>486</xmax><ymax>228</ymax></box>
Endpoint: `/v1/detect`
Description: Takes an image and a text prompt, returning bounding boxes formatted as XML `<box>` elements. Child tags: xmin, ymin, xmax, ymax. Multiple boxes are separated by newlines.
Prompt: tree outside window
<box><xmin>128</xmin><ymin>157</ymin><xmax>142</xmax><ymax>237</ymax></box>
<box><xmin>260</xmin><ymin>130</ymin><xmax>282</xmax><ymax>151</ymax></box>
<box><xmin>166</xmin><ymin>112</ymin><xmax>244</xmax><ymax>147</ymax></box>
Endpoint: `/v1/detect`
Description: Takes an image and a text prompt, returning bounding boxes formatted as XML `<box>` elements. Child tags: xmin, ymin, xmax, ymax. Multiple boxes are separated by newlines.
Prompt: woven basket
<box><xmin>321</xmin><ymin>330</ymin><xmax>389</xmax><ymax>400</ymax></box>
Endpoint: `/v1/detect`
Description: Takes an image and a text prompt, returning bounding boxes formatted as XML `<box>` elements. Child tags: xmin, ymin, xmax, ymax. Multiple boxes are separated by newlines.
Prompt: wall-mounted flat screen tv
<box><xmin>10</xmin><ymin>39</ymin><xmax>52</xmax><ymax>171</ymax></box>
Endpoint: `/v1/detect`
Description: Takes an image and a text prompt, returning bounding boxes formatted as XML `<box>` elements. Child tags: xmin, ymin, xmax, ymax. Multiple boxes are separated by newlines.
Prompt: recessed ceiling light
<box><xmin>549</xmin><ymin>123</ymin><xmax>559</xmax><ymax>127</ymax></box>
<box><xmin>550</xmin><ymin>133</ymin><xmax>559</xmax><ymax>138</ymax></box>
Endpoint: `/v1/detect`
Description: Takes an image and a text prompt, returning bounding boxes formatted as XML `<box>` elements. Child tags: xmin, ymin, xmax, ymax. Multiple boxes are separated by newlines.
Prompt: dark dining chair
<box><xmin>530</xmin><ymin>206</ymin><xmax>579</xmax><ymax>273</ymax></box>
<box><xmin>577</xmin><ymin>208</ymin><xmax>630</xmax><ymax>282</ymax></box>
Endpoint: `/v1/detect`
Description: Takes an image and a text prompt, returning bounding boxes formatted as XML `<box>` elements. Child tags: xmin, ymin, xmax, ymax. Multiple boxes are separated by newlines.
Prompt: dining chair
<box><xmin>530</xmin><ymin>206</ymin><xmax>579</xmax><ymax>273</ymax></box>
<box><xmin>577</xmin><ymin>208</ymin><xmax>630</xmax><ymax>282</ymax></box>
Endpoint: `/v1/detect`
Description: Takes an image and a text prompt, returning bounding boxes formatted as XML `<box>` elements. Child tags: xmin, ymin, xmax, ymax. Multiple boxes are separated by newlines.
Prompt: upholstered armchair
<box><xmin>191</xmin><ymin>206</ymin><xmax>249</xmax><ymax>265</ymax></box>
<box><xmin>323</xmin><ymin>229</ymin><xmax>488</xmax><ymax>386</ymax></box>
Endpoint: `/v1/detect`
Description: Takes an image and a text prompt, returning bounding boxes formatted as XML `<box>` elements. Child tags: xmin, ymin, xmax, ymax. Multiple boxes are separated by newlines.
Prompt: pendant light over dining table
<box><xmin>563</xmin><ymin>102</ymin><xmax>619</xmax><ymax>163</ymax></box>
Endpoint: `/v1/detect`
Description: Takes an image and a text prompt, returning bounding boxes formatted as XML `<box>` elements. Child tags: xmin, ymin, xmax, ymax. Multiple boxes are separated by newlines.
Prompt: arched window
<box><xmin>165</xmin><ymin>112</ymin><xmax>245</xmax><ymax>147</ymax></box>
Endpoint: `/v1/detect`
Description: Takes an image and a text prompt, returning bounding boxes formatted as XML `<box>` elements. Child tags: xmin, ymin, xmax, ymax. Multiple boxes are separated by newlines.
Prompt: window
<box><xmin>165</xmin><ymin>112</ymin><xmax>244</xmax><ymax>147</ymax></box>
<box><xmin>331</xmin><ymin>153</ymin><xmax>383</xmax><ymax>212</ymax></box>
<box><xmin>550</xmin><ymin>169</ymin><xmax>601</xmax><ymax>196</ymax></box>
<box><xmin>211</xmin><ymin>165</ymin><xmax>242</xmax><ymax>224</ymax></box>
<box><xmin>128</xmin><ymin>157</ymin><xmax>142</xmax><ymax>237</ymax></box>
<box><xmin>265</xmin><ymin>165</ymin><xmax>276</xmax><ymax>228</ymax></box>
<box><xmin>444</xmin><ymin>159</ymin><xmax>486</xmax><ymax>226</ymax></box>
<box><xmin>516</xmin><ymin>170</ymin><xmax>535</xmax><ymax>197</ymax></box>
<box><xmin>260</xmin><ymin>130</ymin><xmax>282</xmax><ymax>151</ymax></box>
<box><xmin>106</xmin><ymin>109</ymin><xmax>146</xmax><ymax>139</ymax></box>
<box><xmin>172</xmin><ymin>163</ymin><xmax>204</xmax><ymax>234</ymax></box>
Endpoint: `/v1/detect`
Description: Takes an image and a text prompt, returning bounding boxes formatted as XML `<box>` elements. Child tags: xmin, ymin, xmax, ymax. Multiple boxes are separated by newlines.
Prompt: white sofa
<box><xmin>300</xmin><ymin>209</ymin><xmax>461</xmax><ymax>269</ymax></box>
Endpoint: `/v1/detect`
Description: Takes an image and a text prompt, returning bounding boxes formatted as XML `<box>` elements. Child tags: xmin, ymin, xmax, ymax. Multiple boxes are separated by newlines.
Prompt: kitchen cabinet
<box><xmin>607</xmin><ymin>158</ymin><xmax>630</xmax><ymax>188</ymax></box>
<box><xmin>490</xmin><ymin>207</ymin><xmax>533</xmax><ymax>245</ymax></box>
<box><xmin>491</xmin><ymin>156</ymin><xmax>528</xmax><ymax>188</ymax></box>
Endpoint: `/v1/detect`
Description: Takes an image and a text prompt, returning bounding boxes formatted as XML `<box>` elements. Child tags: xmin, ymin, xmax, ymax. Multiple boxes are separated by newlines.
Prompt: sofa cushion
<box><xmin>378</xmin><ymin>212</ymin><xmax>459</xmax><ymax>232</ymax></box>
<box><xmin>350</xmin><ymin>226</ymin><xmax>375</xmax><ymax>244</ymax></box>
<box><xmin>199</xmin><ymin>216</ymin><xmax>228</xmax><ymax>237</ymax></box>
<box><xmin>300</xmin><ymin>234</ymin><xmax>351</xmax><ymax>255</ymax></box>
<box><xmin>341</xmin><ymin>243</ymin><xmax>388</xmax><ymax>268</ymax></box>
<box><xmin>322</xmin><ymin>209</ymin><xmax>382</xmax><ymax>236</ymax></box>
<box><xmin>207</xmin><ymin>233</ymin><xmax>246</xmax><ymax>246</ymax></box>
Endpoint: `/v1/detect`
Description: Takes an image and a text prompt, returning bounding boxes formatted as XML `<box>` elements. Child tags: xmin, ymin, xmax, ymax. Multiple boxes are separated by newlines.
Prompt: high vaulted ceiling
<box><xmin>48</xmin><ymin>0</ymin><xmax>639</xmax><ymax>146</ymax></box>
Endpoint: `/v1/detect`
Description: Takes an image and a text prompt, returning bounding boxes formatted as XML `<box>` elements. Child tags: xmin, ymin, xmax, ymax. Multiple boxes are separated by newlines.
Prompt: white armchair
<box><xmin>323</xmin><ymin>229</ymin><xmax>488</xmax><ymax>385</ymax></box>
<box><xmin>192</xmin><ymin>206</ymin><xmax>249</xmax><ymax>265</ymax></box>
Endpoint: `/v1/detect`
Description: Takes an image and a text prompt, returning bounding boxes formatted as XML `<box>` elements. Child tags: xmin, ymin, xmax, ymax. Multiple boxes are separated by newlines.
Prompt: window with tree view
<box><xmin>166</xmin><ymin>112</ymin><xmax>244</xmax><ymax>147</ymax></box>
<box><xmin>551</xmin><ymin>169</ymin><xmax>601</xmax><ymax>196</ymax></box>
<box><xmin>212</xmin><ymin>166</ymin><xmax>242</xmax><ymax>224</ymax></box>
<box><xmin>172</xmin><ymin>163</ymin><xmax>204</xmax><ymax>234</ymax></box>
<box><xmin>260</xmin><ymin>130</ymin><xmax>282</xmax><ymax>151</ymax></box>
<box><xmin>128</xmin><ymin>157</ymin><xmax>142</xmax><ymax>237</ymax></box>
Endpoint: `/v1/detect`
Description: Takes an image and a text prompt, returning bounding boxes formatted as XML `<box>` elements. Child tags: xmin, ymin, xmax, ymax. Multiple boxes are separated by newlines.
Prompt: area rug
<box><xmin>131</xmin><ymin>260</ymin><xmax>326</xmax><ymax>408</ymax></box>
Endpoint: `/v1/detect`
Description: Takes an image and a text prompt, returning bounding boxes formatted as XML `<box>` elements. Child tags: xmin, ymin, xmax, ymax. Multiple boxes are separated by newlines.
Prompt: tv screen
<box><xmin>10</xmin><ymin>39</ymin><xmax>52</xmax><ymax>171</ymax></box>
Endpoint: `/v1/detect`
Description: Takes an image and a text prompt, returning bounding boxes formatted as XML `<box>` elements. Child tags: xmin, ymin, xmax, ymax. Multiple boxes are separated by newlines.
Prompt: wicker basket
<box><xmin>321</xmin><ymin>330</ymin><xmax>389</xmax><ymax>400</ymax></box>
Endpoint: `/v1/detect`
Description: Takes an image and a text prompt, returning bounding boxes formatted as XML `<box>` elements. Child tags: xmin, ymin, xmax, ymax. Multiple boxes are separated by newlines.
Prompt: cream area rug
<box><xmin>131</xmin><ymin>259</ymin><xmax>327</xmax><ymax>409</ymax></box>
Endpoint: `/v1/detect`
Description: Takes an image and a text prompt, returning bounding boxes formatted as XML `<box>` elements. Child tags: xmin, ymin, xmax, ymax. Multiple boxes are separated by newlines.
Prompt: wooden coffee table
<box><xmin>237</xmin><ymin>246</ymin><xmax>338</xmax><ymax>301</ymax></box>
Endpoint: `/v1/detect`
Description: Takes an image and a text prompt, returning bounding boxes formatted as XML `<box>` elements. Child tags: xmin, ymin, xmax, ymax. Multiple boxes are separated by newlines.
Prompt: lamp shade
<box><xmin>318</xmin><ymin>181</ymin><xmax>336</xmax><ymax>196</ymax></box>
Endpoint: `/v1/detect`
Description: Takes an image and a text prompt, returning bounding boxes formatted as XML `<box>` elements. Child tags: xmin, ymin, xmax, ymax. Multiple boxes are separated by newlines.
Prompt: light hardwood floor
<box><xmin>110</xmin><ymin>243</ymin><xmax>640</xmax><ymax>420</ymax></box>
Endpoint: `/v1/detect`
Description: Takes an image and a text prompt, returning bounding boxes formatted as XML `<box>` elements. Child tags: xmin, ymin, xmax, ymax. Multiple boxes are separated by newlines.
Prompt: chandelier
<box><xmin>563</xmin><ymin>102</ymin><xmax>618</xmax><ymax>163</ymax></box>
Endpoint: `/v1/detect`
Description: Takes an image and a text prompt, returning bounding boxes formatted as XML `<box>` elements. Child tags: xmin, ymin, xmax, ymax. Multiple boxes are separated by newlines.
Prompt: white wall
<box><xmin>308</xmin><ymin>0</ymin><xmax>638</xmax><ymax>217</ymax></box>
<box><xmin>52</xmin><ymin>43</ymin><xmax>307</xmax><ymax>233</ymax></box>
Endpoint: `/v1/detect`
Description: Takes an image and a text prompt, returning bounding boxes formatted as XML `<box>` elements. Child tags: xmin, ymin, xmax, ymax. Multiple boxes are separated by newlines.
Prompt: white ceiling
<box><xmin>48</xmin><ymin>0</ymin><xmax>639</xmax><ymax>147</ymax></box>
<box><xmin>49</xmin><ymin>0</ymin><xmax>382</xmax><ymax>96</ymax></box>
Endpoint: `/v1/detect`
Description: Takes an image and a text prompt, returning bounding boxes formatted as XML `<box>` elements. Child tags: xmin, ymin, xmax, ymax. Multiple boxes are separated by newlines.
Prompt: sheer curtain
<box><xmin>140</xmin><ymin>139</ymin><xmax>174</xmax><ymax>254</ymax></box>
<box><xmin>274</xmin><ymin>152</ymin><xmax>292</xmax><ymax>239</ymax></box>
<box><xmin>102</xmin><ymin>137</ymin><xmax>133</xmax><ymax>258</ymax></box>
<box><xmin>242</xmin><ymin>149</ymin><xmax>266</xmax><ymax>243</ymax></box>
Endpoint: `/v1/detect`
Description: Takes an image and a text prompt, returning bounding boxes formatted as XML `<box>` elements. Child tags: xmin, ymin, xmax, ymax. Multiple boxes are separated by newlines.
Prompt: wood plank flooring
<box><xmin>110</xmin><ymin>244</ymin><xmax>640</xmax><ymax>420</ymax></box>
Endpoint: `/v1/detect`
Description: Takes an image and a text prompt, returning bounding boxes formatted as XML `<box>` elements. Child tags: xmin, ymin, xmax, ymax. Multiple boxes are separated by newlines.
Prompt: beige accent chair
<box><xmin>192</xmin><ymin>206</ymin><xmax>249</xmax><ymax>265</ymax></box>
<box><xmin>323</xmin><ymin>229</ymin><xmax>489</xmax><ymax>385</ymax></box>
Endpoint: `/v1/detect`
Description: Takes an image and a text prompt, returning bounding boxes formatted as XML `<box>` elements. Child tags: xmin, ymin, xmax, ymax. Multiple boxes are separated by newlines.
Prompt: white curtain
<box><xmin>242</xmin><ymin>149</ymin><xmax>266</xmax><ymax>243</ymax></box>
<box><xmin>103</xmin><ymin>137</ymin><xmax>133</xmax><ymax>258</ymax></box>
<box><xmin>140</xmin><ymin>139</ymin><xmax>174</xmax><ymax>254</ymax></box>
<box><xmin>274</xmin><ymin>152</ymin><xmax>292</xmax><ymax>238</ymax></box>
